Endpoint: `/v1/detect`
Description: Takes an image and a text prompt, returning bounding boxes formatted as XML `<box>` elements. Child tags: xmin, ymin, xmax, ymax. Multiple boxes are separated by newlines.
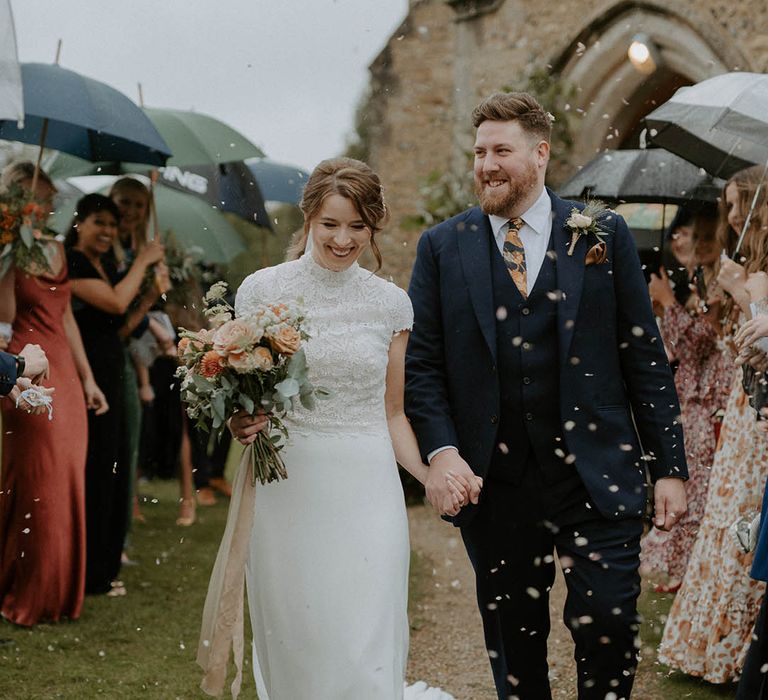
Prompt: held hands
<box><xmin>229</xmin><ymin>409</ymin><xmax>270</xmax><ymax>445</ymax></box>
<box><xmin>653</xmin><ymin>477</ymin><xmax>687</xmax><ymax>532</ymax></box>
<box><xmin>425</xmin><ymin>449</ymin><xmax>483</xmax><ymax>517</ymax></box>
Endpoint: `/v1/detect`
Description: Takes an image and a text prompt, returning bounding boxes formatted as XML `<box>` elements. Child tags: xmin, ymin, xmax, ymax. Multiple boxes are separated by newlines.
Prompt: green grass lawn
<box><xmin>0</xmin><ymin>476</ymin><xmax>740</xmax><ymax>699</ymax></box>
<box><xmin>0</xmin><ymin>479</ymin><xmax>237</xmax><ymax>700</ymax></box>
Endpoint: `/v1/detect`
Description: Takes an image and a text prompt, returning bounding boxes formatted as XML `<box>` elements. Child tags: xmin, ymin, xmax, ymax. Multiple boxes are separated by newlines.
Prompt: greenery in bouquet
<box><xmin>176</xmin><ymin>281</ymin><xmax>328</xmax><ymax>484</ymax></box>
<box><xmin>0</xmin><ymin>185</ymin><xmax>53</xmax><ymax>277</ymax></box>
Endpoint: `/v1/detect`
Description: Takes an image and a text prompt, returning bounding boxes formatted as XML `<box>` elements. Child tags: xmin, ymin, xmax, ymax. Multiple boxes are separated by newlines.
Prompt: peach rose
<box><xmin>177</xmin><ymin>337</ymin><xmax>191</xmax><ymax>355</ymax></box>
<box><xmin>253</xmin><ymin>346</ymin><xmax>274</xmax><ymax>371</ymax></box>
<box><xmin>268</xmin><ymin>325</ymin><xmax>301</xmax><ymax>355</ymax></box>
<box><xmin>199</xmin><ymin>350</ymin><xmax>224</xmax><ymax>378</ymax></box>
<box><xmin>213</xmin><ymin>319</ymin><xmax>259</xmax><ymax>358</ymax></box>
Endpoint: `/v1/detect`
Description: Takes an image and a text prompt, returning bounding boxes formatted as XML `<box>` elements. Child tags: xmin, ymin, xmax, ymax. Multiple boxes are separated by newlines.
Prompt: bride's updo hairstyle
<box><xmin>287</xmin><ymin>157</ymin><xmax>388</xmax><ymax>271</ymax></box>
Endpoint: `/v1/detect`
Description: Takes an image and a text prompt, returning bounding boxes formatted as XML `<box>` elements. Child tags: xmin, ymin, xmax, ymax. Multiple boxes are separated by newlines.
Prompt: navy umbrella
<box><xmin>0</xmin><ymin>63</ymin><xmax>171</xmax><ymax>166</ymax></box>
<box><xmin>246</xmin><ymin>158</ymin><xmax>309</xmax><ymax>204</ymax></box>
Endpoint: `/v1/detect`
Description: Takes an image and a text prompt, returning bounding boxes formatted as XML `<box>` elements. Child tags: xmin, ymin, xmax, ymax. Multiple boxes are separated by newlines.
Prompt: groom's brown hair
<box><xmin>471</xmin><ymin>92</ymin><xmax>552</xmax><ymax>143</ymax></box>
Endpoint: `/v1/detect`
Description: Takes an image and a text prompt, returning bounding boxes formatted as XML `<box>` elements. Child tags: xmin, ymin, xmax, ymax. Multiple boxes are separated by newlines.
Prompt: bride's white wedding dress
<box><xmin>234</xmin><ymin>252</ymin><xmax>455</xmax><ymax>700</ymax></box>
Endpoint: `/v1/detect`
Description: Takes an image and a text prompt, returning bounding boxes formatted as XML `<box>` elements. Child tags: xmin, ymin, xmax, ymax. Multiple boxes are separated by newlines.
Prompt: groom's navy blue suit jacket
<box><xmin>405</xmin><ymin>188</ymin><xmax>688</xmax><ymax>526</ymax></box>
<box><xmin>0</xmin><ymin>351</ymin><xmax>17</xmax><ymax>396</ymax></box>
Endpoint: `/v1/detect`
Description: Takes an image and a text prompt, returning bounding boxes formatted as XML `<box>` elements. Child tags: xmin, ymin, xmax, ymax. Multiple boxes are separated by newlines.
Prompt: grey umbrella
<box><xmin>558</xmin><ymin>148</ymin><xmax>724</xmax><ymax>205</ymax></box>
<box><xmin>644</xmin><ymin>72</ymin><xmax>768</xmax><ymax>179</ymax></box>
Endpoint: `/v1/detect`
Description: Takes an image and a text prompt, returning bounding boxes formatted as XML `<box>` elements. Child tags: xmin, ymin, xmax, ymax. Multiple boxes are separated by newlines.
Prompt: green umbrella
<box><xmin>50</xmin><ymin>181</ymin><xmax>249</xmax><ymax>264</ymax></box>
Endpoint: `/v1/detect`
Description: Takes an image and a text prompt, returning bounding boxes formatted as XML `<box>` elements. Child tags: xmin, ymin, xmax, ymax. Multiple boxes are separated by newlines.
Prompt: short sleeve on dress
<box><xmin>389</xmin><ymin>286</ymin><xmax>414</xmax><ymax>334</ymax></box>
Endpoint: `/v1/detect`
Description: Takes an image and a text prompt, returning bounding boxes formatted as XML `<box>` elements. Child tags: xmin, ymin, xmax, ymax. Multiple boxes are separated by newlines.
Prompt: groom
<box><xmin>405</xmin><ymin>92</ymin><xmax>688</xmax><ymax>700</ymax></box>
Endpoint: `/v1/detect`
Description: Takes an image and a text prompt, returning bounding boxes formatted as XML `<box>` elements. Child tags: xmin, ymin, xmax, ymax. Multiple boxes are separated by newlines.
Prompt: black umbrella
<box><xmin>644</xmin><ymin>72</ymin><xmax>768</xmax><ymax>179</ymax></box>
<box><xmin>558</xmin><ymin>148</ymin><xmax>724</xmax><ymax>205</ymax></box>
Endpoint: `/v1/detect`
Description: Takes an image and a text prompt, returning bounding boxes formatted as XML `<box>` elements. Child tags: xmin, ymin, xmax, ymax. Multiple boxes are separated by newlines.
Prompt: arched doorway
<box><xmin>553</xmin><ymin>1</ymin><xmax>751</xmax><ymax>164</ymax></box>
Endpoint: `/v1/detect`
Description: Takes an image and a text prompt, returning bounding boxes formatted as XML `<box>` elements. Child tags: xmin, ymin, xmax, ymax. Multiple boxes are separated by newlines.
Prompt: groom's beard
<box><xmin>475</xmin><ymin>161</ymin><xmax>538</xmax><ymax>217</ymax></box>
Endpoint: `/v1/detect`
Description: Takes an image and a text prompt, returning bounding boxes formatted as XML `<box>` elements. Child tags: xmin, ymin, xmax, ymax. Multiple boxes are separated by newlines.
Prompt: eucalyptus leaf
<box><xmin>275</xmin><ymin>377</ymin><xmax>300</xmax><ymax>398</ymax></box>
<box><xmin>286</xmin><ymin>350</ymin><xmax>307</xmax><ymax>378</ymax></box>
<box><xmin>300</xmin><ymin>392</ymin><xmax>316</xmax><ymax>410</ymax></box>
<box><xmin>19</xmin><ymin>223</ymin><xmax>33</xmax><ymax>248</ymax></box>
<box><xmin>239</xmin><ymin>393</ymin><xmax>255</xmax><ymax>415</ymax></box>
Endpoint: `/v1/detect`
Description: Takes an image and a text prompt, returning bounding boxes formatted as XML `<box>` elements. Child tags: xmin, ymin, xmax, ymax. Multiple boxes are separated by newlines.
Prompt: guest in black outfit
<box><xmin>65</xmin><ymin>194</ymin><xmax>164</xmax><ymax>596</ymax></box>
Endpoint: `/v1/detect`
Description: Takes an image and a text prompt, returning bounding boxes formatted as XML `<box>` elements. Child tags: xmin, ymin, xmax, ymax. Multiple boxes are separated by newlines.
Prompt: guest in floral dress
<box><xmin>641</xmin><ymin>213</ymin><xmax>734</xmax><ymax>591</ymax></box>
<box><xmin>659</xmin><ymin>165</ymin><xmax>768</xmax><ymax>683</ymax></box>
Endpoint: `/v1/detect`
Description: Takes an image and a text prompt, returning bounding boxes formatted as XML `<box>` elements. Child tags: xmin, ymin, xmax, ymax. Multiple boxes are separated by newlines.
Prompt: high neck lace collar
<box><xmin>299</xmin><ymin>251</ymin><xmax>359</xmax><ymax>286</ymax></box>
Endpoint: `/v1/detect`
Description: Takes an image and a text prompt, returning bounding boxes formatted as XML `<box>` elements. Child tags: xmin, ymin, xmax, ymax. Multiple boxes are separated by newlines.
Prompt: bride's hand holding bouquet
<box><xmin>176</xmin><ymin>281</ymin><xmax>328</xmax><ymax>485</ymax></box>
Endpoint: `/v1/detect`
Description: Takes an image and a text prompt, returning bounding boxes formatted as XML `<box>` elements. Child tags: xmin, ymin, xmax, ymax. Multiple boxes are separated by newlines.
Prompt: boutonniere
<box><xmin>565</xmin><ymin>200</ymin><xmax>609</xmax><ymax>256</ymax></box>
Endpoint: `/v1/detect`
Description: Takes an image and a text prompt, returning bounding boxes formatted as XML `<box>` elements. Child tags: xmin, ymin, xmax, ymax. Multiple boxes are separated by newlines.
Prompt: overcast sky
<box><xmin>10</xmin><ymin>0</ymin><xmax>408</xmax><ymax>171</ymax></box>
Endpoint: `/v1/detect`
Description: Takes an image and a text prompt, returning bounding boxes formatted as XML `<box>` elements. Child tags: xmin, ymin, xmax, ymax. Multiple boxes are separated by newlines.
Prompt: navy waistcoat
<box><xmin>488</xmin><ymin>231</ymin><xmax>574</xmax><ymax>484</ymax></box>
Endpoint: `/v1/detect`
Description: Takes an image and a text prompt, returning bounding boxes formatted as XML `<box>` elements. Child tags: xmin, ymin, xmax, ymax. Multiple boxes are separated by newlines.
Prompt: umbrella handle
<box><xmin>734</xmin><ymin>157</ymin><xmax>768</xmax><ymax>257</ymax></box>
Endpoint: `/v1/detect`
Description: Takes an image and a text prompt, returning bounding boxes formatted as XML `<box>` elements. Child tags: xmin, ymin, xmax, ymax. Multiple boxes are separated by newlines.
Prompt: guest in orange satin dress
<box><xmin>0</xmin><ymin>237</ymin><xmax>106</xmax><ymax>625</ymax></box>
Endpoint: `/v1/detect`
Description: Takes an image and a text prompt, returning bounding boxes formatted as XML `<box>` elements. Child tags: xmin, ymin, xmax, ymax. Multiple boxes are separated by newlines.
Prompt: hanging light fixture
<box><xmin>628</xmin><ymin>33</ymin><xmax>660</xmax><ymax>75</ymax></box>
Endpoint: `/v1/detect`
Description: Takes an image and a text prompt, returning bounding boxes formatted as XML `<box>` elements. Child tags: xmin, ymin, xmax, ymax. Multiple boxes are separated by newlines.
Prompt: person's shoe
<box><xmin>196</xmin><ymin>487</ymin><xmax>217</xmax><ymax>506</ymax></box>
<box><xmin>106</xmin><ymin>580</ymin><xmax>127</xmax><ymax>597</ymax></box>
<box><xmin>209</xmin><ymin>477</ymin><xmax>232</xmax><ymax>498</ymax></box>
<box><xmin>176</xmin><ymin>497</ymin><xmax>196</xmax><ymax>526</ymax></box>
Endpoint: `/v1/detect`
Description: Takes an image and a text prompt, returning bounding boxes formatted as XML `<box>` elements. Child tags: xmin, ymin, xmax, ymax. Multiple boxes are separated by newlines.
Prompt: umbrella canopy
<box><xmin>0</xmin><ymin>63</ymin><xmax>171</xmax><ymax>165</ymax></box>
<box><xmin>645</xmin><ymin>72</ymin><xmax>768</xmax><ymax>178</ymax></box>
<box><xmin>246</xmin><ymin>158</ymin><xmax>308</xmax><ymax>204</ymax></box>
<box><xmin>143</xmin><ymin>107</ymin><xmax>264</xmax><ymax>165</ymax></box>
<box><xmin>45</xmin><ymin>151</ymin><xmax>272</xmax><ymax>230</ymax></box>
<box><xmin>558</xmin><ymin>148</ymin><xmax>724</xmax><ymax>205</ymax></box>
<box><xmin>0</xmin><ymin>1</ymin><xmax>23</xmax><ymax>124</ymax></box>
<box><xmin>50</xmin><ymin>178</ymin><xmax>248</xmax><ymax>264</ymax></box>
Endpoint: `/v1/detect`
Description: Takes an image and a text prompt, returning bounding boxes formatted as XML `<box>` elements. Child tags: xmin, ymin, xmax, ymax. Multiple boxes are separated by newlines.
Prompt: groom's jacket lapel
<box><xmin>550</xmin><ymin>189</ymin><xmax>586</xmax><ymax>368</ymax></box>
<box><xmin>457</xmin><ymin>208</ymin><xmax>497</xmax><ymax>364</ymax></box>
<box><xmin>455</xmin><ymin>193</ymin><xmax>588</xmax><ymax>369</ymax></box>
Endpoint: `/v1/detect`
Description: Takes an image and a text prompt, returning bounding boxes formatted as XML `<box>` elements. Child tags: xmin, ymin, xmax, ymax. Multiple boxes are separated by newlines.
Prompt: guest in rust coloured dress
<box><xmin>0</xmin><ymin>235</ymin><xmax>107</xmax><ymax>626</ymax></box>
<box><xmin>659</xmin><ymin>165</ymin><xmax>768</xmax><ymax>682</ymax></box>
<box><xmin>641</xmin><ymin>213</ymin><xmax>734</xmax><ymax>591</ymax></box>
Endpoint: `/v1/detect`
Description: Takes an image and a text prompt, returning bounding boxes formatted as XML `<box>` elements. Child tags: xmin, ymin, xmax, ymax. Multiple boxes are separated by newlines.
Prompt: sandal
<box><xmin>176</xmin><ymin>497</ymin><xmax>196</xmax><ymax>527</ymax></box>
<box><xmin>196</xmin><ymin>487</ymin><xmax>217</xmax><ymax>507</ymax></box>
<box><xmin>107</xmin><ymin>581</ymin><xmax>127</xmax><ymax>597</ymax></box>
<box><xmin>209</xmin><ymin>477</ymin><xmax>232</xmax><ymax>498</ymax></box>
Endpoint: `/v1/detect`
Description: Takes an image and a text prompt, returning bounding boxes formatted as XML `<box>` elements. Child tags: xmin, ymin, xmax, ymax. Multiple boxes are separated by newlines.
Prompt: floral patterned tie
<box><xmin>503</xmin><ymin>217</ymin><xmax>527</xmax><ymax>298</ymax></box>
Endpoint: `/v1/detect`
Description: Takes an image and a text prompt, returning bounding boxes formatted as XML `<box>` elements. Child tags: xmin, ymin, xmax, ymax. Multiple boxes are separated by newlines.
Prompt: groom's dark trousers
<box><xmin>406</xmin><ymin>191</ymin><xmax>687</xmax><ymax>700</ymax></box>
<box><xmin>461</xmin><ymin>229</ymin><xmax>641</xmax><ymax>699</ymax></box>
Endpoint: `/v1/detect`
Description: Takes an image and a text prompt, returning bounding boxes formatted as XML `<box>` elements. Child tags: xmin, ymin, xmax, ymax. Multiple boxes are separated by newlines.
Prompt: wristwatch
<box><xmin>14</xmin><ymin>354</ymin><xmax>25</xmax><ymax>378</ymax></box>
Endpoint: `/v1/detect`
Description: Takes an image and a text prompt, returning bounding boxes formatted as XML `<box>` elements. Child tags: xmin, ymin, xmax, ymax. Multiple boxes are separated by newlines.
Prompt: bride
<box><xmin>197</xmin><ymin>157</ymin><xmax>482</xmax><ymax>700</ymax></box>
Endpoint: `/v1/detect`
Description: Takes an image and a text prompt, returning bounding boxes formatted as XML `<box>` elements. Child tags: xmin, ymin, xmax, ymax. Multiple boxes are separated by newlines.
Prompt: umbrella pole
<box><xmin>148</xmin><ymin>170</ymin><xmax>160</xmax><ymax>241</ymax></box>
<box><xmin>659</xmin><ymin>203</ymin><xmax>666</xmax><ymax>272</ymax></box>
<box><xmin>30</xmin><ymin>118</ymin><xmax>49</xmax><ymax>196</ymax></box>
<box><xmin>30</xmin><ymin>41</ymin><xmax>62</xmax><ymax>197</ymax></box>
<box><xmin>734</xmin><ymin>157</ymin><xmax>768</xmax><ymax>257</ymax></box>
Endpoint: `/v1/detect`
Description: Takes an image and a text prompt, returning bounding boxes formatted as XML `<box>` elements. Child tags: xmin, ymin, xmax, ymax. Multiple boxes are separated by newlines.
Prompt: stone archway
<box><xmin>553</xmin><ymin>1</ymin><xmax>751</xmax><ymax>166</ymax></box>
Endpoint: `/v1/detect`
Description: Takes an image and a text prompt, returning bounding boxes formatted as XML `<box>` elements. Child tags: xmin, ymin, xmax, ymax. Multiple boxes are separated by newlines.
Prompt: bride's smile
<box><xmin>310</xmin><ymin>193</ymin><xmax>372</xmax><ymax>272</ymax></box>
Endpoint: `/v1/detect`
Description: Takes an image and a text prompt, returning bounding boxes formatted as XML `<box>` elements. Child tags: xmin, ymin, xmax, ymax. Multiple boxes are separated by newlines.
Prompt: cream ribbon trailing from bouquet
<box><xmin>197</xmin><ymin>444</ymin><xmax>255</xmax><ymax>699</ymax></box>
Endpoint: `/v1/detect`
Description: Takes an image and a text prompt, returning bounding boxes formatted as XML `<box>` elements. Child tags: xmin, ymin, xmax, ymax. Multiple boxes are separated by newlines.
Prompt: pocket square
<box><xmin>585</xmin><ymin>241</ymin><xmax>607</xmax><ymax>266</ymax></box>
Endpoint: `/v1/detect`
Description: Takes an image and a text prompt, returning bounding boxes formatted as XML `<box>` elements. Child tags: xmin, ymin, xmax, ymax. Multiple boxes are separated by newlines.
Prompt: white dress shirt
<box><xmin>488</xmin><ymin>185</ymin><xmax>554</xmax><ymax>296</ymax></box>
<box><xmin>427</xmin><ymin>187</ymin><xmax>554</xmax><ymax>464</ymax></box>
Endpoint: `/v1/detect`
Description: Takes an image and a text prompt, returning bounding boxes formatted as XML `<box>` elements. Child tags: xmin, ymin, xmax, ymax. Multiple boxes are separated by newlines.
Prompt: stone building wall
<box><xmin>365</xmin><ymin>0</ymin><xmax>768</xmax><ymax>287</ymax></box>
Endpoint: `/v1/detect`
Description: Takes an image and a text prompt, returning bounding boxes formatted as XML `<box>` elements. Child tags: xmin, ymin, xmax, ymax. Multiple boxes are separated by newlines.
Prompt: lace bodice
<box><xmin>235</xmin><ymin>253</ymin><xmax>413</xmax><ymax>434</ymax></box>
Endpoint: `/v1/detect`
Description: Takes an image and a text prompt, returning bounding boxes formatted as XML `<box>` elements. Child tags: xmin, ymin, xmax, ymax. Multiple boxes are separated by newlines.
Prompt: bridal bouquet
<box><xmin>0</xmin><ymin>186</ymin><xmax>53</xmax><ymax>276</ymax></box>
<box><xmin>176</xmin><ymin>281</ymin><xmax>327</xmax><ymax>484</ymax></box>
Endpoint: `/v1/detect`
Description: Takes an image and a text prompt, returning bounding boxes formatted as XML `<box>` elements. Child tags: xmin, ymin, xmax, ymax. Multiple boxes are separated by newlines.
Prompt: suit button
<box><xmin>521</xmin><ymin>307</ymin><xmax>531</xmax><ymax>316</ymax></box>
<box><xmin>491</xmin><ymin>365</ymin><xmax>497</xmax><ymax>373</ymax></box>
<box><xmin>523</xmin><ymin>376</ymin><xmax>531</xmax><ymax>385</ymax></box>
<box><xmin>491</xmin><ymin>415</ymin><xmax>498</xmax><ymax>424</ymax></box>
<box><xmin>525</xmin><ymin>412</ymin><xmax>534</xmax><ymax>421</ymax></box>
<box><xmin>522</xmin><ymin>342</ymin><xmax>531</xmax><ymax>350</ymax></box>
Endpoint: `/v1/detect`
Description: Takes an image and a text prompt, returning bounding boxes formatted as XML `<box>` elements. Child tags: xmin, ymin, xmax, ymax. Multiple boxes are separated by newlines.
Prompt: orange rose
<box><xmin>177</xmin><ymin>337</ymin><xmax>191</xmax><ymax>355</ymax></box>
<box><xmin>268</xmin><ymin>326</ymin><xmax>301</xmax><ymax>355</ymax></box>
<box><xmin>199</xmin><ymin>350</ymin><xmax>224</xmax><ymax>378</ymax></box>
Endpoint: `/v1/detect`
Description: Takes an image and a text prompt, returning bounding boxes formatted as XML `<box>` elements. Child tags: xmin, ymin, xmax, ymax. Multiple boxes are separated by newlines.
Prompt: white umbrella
<box><xmin>0</xmin><ymin>0</ymin><xmax>23</xmax><ymax>125</ymax></box>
